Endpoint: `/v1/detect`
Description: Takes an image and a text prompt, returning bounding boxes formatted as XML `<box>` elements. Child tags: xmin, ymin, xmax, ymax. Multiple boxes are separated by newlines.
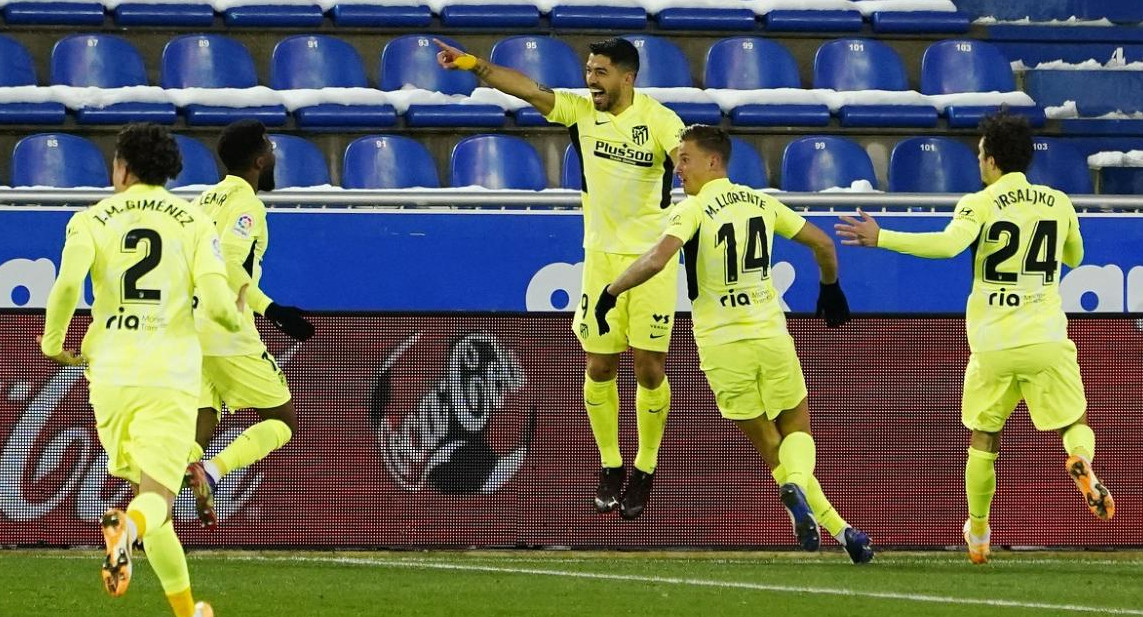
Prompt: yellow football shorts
<box><xmin>199</xmin><ymin>351</ymin><xmax>292</xmax><ymax>414</ymax></box>
<box><xmin>961</xmin><ymin>339</ymin><xmax>1087</xmax><ymax>433</ymax></box>
<box><xmin>90</xmin><ymin>384</ymin><xmax>197</xmax><ymax>494</ymax></box>
<box><xmin>573</xmin><ymin>249</ymin><xmax>679</xmax><ymax>354</ymax></box>
<box><xmin>699</xmin><ymin>335</ymin><xmax>808</xmax><ymax>421</ymax></box>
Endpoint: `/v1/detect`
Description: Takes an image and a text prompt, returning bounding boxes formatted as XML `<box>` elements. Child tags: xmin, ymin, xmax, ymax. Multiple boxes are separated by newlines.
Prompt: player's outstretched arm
<box><xmin>595</xmin><ymin>235</ymin><xmax>684</xmax><ymax>334</ymax></box>
<box><xmin>792</xmin><ymin>222</ymin><xmax>850</xmax><ymax>328</ymax></box>
<box><xmin>40</xmin><ymin>222</ymin><xmax>94</xmax><ymax>365</ymax></box>
<box><xmin>197</xmin><ymin>273</ymin><xmax>243</xmax><ymax>333</ymax></box>
<box><xmin>434</xmin><ymin>39</ymin><xmax>556</xmax><ymax>116</ymax></box>
<box><xmin>836</xmin><ymin>207</ymin><xmax>979</xmax><ymax>259</ymax></box>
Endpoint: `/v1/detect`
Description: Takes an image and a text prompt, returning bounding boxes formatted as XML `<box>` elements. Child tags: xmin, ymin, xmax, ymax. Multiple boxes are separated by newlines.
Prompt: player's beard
<box><xmin>592</xmin><ymin>86</ymin><xmax>616</xmax><ymax>112</ymax></box>
<box><xmin>257</xmin><ymin>161</ymin><xmax>276</xmax><ymax>192</ymax></box>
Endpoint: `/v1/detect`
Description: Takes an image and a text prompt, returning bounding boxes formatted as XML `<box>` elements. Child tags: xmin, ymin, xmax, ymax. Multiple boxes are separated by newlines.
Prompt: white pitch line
<box><xmin>246</xmin><ymin>555</ymin><xmax>1143</xmax><ymax>616</ymax></box>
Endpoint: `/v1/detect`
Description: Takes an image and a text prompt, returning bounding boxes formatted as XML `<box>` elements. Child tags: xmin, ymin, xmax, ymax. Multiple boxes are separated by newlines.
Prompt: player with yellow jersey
<box><xmin>39</xmin><ymin>124</ymin><xmax>239</xmax><ymax>617</ymax></box>
<box><xmin>437</xmin><ymin>37</ymin><xmax>684</xmax><ymax>518</ymax></box>
<box><xmin>835</xmin><ymin>113</ymin><xmax>1113</xmax><ymax>564</ymax></box>
<box><xmin>184</xmin><ymin>120</ymin><xmax>314</xmax><ymax>528</ymax></box>
<box><xmin>597</xmin><ymin>125</ymin><xmax>873</xmax><ymax>563</ymax></box>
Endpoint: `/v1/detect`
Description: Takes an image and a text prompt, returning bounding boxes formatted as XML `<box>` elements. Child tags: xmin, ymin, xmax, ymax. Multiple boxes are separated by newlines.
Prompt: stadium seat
<box><xmin>169</xmin><ymin>135</ymin><xmax>219</xmax><ymax>189</ymax></box>
<box><xmin>814</xmin><ymin>39</ymin><xmax>937</xmax><ymax>128</ymax></box>
<box><xmin>704</xmin><ymin>37</ymin><xmax>828</xmax><ymax>127</ymax></box>
<box><xmin>1027</xmin><ymin>138</ymin><xmax>1093</xmax><ymax>194</ymax></box>
<box><xmin>113</xmin><ymin>3</ymin><xmax>214</xmax><ymax>27</ymax></box>
<box><xmin>869</xmin><ymin>11</ymin><xmax>970</xmax><ymax>34</ymax></box>
<box><xmin>888</xmin><ymin>137</ymin><xmax>981</xmax><ymax>193</ymax></box>
<box><xmin>764</xmin><ymin>9</ymin><xmax>863</xmax><ymax>32</ymax></box>
<box><xmin>342</xmin><ymin>135</ymin><xmax>440</xmax><ymax>189</ymax></box>
<box><xmin>50</xmin><ymin>34</ymin><xmax>177</xmax><ymax>125</ymax></box>
<box><xmin>562</xmin><ymin>143</ymin><xmax>583</xmax><ymax>190</ymax></box>
<box><xmin>620</xmin><ymin>34</ymin><xmax>722</xmax><ymax>125</ymax></box>
<box><xmin>11</xmin><ymin>133</ymin><xmax>109</xmax><ymax>188</ymax></box>
<box><xmin>379</xmin><ymin>34</ymin><xmax>504</xmax><ymax>127</ymax></box>
<box><xmin>0</xmin><ymin>35</ymin><xmax>65</xmax><ymax>124</ymax></box>
<box><xmin>223</xmin><ymin>4</ymin><xmax>323</xmax><ymax>27</ymax></box>
<box><xmin>451</xmin><ymin>135</ymin><xmax>545</xmax><ymax>190</ymax></box>
<box><xmin>330</xmin><ymin>4</ymin><xmax>432</xmax><ymax>27</ymax></box>
<box><xmin>1023</xmin><ymin>71</ymin><xmax>1143</xmax><ymax>118</ymax></box>
<box><xmin>162</xmin><ymin>35</ymin><xmax>288</xmax><ymax>126</ymax></box>
<box><xmin>440</xmin><ymin>4</ymin><xmax>539</xmax><ymax>27</ymax></box>
<box><xmin>549</xmin><ymin>4</ymin><xmax>646</xmax><ymax>29</ymax></box>
<box><xmin>921</xmin><ymin>39</ymin><xmax>1043</xmax><ymax>128</ymax></box>
<box><xmin>268</xmin><ymin>135</ymin><xmax>330</xmax><ymax>188</ymax></box>
<box><xmin>270</xmin><ymin>35</ymin><xmax>397</xmax><ymax>128</ymax></box>
<box><xmin>656</xmin><ymin>7</ymin><xmax>756</xmax><ymax>31</ymax></box>
<box><xmin>2</xmin><ymin>2</ymin><xmax>104</xmax><ymax>26</ymax></box>
<box><xmin>781</xmin><ymin>136</ymin><xmax>876</xmax><ymax>192</ymax></box>
<box><xmin>490</xmin><ymin>36</ymin><xmax>581</xmax><ymax>126</ymax></box>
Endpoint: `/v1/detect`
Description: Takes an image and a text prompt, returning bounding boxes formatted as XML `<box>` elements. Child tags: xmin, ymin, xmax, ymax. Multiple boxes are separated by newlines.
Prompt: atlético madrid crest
<box><xmin>632</xmin><ymin>125</ymin><xmax>649</xmax><ymax>146</ymax></box>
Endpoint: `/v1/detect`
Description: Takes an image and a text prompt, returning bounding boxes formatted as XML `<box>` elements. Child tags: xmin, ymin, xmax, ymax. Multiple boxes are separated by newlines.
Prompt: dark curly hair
<box><xmin>115</xmin><ymin>123</ymin><xmax>182</xmax><ymax>185</ymax></box>
<box><xmin>681</xmin><ymin>124</ymin><xmax>731</xmax><ymax>167</ymax></box>
<box><xmin>218</xmin><ymin>119</ymin><xmax>270</xmax><ymax>174</ymax></box>
<box><xmin>980</xmin><ymin>112</ymin><xmax>1033</xmax><ymax>174</ymax></box>
<box><xmin>588</xmin><ymin>38</ymin><xmax>640</xmax><ymax>75</ymax></box>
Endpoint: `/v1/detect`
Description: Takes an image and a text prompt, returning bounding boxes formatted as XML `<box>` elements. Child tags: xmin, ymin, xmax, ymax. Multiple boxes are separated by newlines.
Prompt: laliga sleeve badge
<box><xmin>211</xmin><ymin>236</ymin><xmax>223</xmax><ymax>261</ymax></box>
<box><xmin>232</xmin><ymin>214</ymin><xmax>254</xmax><ymax>238</ymax></box>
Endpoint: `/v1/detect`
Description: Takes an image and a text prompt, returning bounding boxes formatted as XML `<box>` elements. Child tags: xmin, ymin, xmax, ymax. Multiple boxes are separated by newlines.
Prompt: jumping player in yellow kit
<box><xmin>597</xmin><ymin>125</ymin><xmax>874</xmax><ymax>563</ymax></box>
<box><xmin>184</xmin><ymin>120</ymin><xmax>314</xmax><ymax>528</ymax></box>
<box><xmin>39</xmin><ymin>123</ymin><xmax>242</xmax><ymax>616</ymax></box>
<box><xmin>835</xmin><ymin>113</ymin><xmax>1114</xmax><ymax>564</ymax></box>
<box><xmin>436</xmin><ymin>37</ymin><xmax>684</xmax><ymax>518</ymax></box>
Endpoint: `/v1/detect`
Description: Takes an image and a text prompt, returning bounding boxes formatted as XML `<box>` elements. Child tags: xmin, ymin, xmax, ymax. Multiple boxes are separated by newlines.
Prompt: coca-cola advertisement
<box><xmin>1</xmin><ymin>313</ymin><xmax>1139</xmax><ymax>547</ymax></box>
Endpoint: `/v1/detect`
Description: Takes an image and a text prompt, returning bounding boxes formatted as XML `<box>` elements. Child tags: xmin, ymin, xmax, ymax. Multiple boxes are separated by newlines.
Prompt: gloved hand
<box><xmin>815</xmin><ymin>281</ymin><xmax>850</xmax><ymax>328</ymax></box>
<box><xmin>594</xmin><ymin>287</ymin><xmax>618</xmax><ymax>336</ymax></box>
<box><xmin>264</xmin><ymin>303</ymin><xmax>315</xmax><ymax>341</ymax></box>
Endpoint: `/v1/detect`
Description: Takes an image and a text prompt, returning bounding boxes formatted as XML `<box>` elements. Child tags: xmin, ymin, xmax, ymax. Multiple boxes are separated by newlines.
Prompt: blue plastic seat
<box><xmin>342</xmin><ymin>135</ymin><xmax>440</xmax><ymax>189</ymax></box>
<box><xmin>656</xmin><ymin>7</ymin><xmax>755</xmax><ymax>31</ymax></box>
<box><xmin>620</xmin><ymin>34</ymin><xmax>722</xmax><ymax>125</ymax></box>
<box><xmin>113</xmin><ymin>3</ymin><xmax>213</xmax><ymax>27</ymax></box>
<box><xmin>330</xmin><ymin>4</ymin><xmax>431</xmax><ymax>27</ymax></box>
<box><xmin>3</xmin><ymin>2</ymin><xmax>104</xmax><ymax>26</ymax></box>
<box><xmin>270</xmin><ymin>35</ymin><xmax>397</xmax><ymax>128</ymax></box>
<box><xmin>162</xmin><ymin>34</ymin><xmax>287</xmax><ymax>126</ymax></box>
<box><xmin>781</xmin><ymin>136</ymin><xmax>876</xmax><ymax>192</ymax></box>
<box><xmin>0</xmin><ymin>35</ymin><xmax>65</xmax><ymax>124</ymax></box>
<box><xmin>490</xmin><ymin>36</ymin><xmax>581</xmax><ymax>126</ymax></box>
<box><xmin>12</xmin><ymin>133</ymin><xmax>109</xmax><ymax>188</ymax></box>
<box><xmin>223</xmin><ymin>4</ymin><xmax>323</xmax><ymax>27</ymax></box>
<box><xmin>440</xmin><ymin>4</ymin><xmax>539</xmax><ymax>27</ymax></box>
<box><xmin>169</xmin><ymin>135</ymin><xmax>219</xmax><ymax>188</ymax></box>
<box><xmin>451</xmin><ymin>135</ymin><xmax>545</xmax><ymax>190</ymax></box>
<box><xmin>814</xmin><ymin>39</ymin><xmax>937</xmax><ymax>128</ymax></box>
<box><xmin>1027</xmin><ymin>138</ymin><xmax>1093</xmax><ymax>194</ymax></box>
<box><xmin>51</xmin><ymin>34</ymin><xmax>177</xmax><ymax>125</ymax></box>
<box><xmin>562</xmin><ymin>143</ymin><xmax>583</xmax><ymax>190</ymax></box>
<box><xmin>704</xmin><ymin>37</ymin><xmax>827</xmax><ymax>127</ymax></box>
<box><xmin>379</xmin><ymin>34</ymin><xmax>504</xmax><ymax>127</ymax></box>
<box><xmin>764</xmin><ymin>9</ymin><xmax>862</xmax><ymax>32</ymax></box>
<box><xmin>921</xmin><ymin>39</ymin><xmax>1043</xmax><ymax>128</ymax></box>
<box><xmin>889</xmin><ymin>137</ymin><xmax>980</xmax><ymax>193</ymax></box>
<box><xmin>870</xmin><ymin>10</ymin><xmax>970</xmax><ymax>34</ymax></box>
<box><xmin>268</xmin><ymin>135</ymin><xmax>330</xmax><ymax>188</ymax></box>
<box><xmin>549</xmin><ymin>5</ymin><xmax>646</xmax><ymax>29</ymax></box>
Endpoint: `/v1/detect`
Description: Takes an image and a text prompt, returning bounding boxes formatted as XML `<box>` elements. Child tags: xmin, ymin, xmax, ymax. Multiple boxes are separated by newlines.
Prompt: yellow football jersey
<box><xmin>664</xmin><ymin>178</ymin><xmax>807</xmax><ymax>348</ymax></box>
<box><xmin>192</xmin><ymin>175</ymin><xmax>272</xmax><ymax>357</ymax></box>
<box><xmin>547</xmin><ymin>91</ymin><xmax>685</xmax><ymax>255</ymax></box>
<box><xmin>879</xmin><ymin>172</ymin><xmax>1083</xmax><ymax>352</ymax></box>
<box><xmin>50</xmin><ymin>184</ymin><xmax>227</xmax><ymax>395</ymax></box>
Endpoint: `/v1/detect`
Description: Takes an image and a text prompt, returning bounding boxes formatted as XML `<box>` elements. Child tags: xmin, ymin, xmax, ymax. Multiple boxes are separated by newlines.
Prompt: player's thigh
<box><xmin>89</xmin><ymin>384</ymin><xmax>142</xmax><ymax>486</ymax></box>
<box><xmin>573</xmin><ymin>251</ymin><xmax>630</xmax><ymax>354</ymax></box>
<box><xmin>961</xmin><ymin>351</ymin><xmax>1022</xmax><ymax>433</ymax></box>
<box><xmin>1017</xmin><ymin>340</ymin><xmax>1087</xmax><ymax>431</ymax></box>
<box><xmin>756</xmin><ymin>335</ymin><xmax>809</xmax><ymax>419</ymax></box>
<box><xmin>626</xmin><ymin>258</ymin><xmax>679</xmax><ymax>354</ymax></box>
<box><xmin>699</xmin><ymin>340</ymin><xmax>767</xmax><ymax>421</ymax></box>
<box><xmin>203</xmin><ymin>353</ymin><xmax>292</xmax><ymax>412</ymax></box>
<box><xmin>127</xmin><ymin>387</ymin><xmax>198</xmax><ymax>493</ymax></box>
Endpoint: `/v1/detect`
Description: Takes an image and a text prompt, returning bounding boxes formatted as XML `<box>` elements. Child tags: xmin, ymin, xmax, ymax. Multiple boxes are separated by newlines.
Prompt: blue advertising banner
<box><xmin>1</xmin><ymin>207</ymin><xmax>1140</xmax><ymax>313</ymax></box>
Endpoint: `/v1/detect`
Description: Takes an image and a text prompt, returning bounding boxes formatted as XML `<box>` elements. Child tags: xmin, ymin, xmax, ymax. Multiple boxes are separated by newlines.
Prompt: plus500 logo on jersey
<box><xmin>592</xmin><ymin>140</ymin><xmax>653</xmax><ymax>167</ymax></box>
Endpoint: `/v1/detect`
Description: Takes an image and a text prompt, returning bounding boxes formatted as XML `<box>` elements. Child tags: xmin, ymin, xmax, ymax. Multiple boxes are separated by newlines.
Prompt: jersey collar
<box><xmin>696</xmin><ymin>176</ymin><xmax>734</xmax><ymax>197</ymax></box>
<box><xmin>122</xmin><ymin>183</ymin><xmax>164</xmax><ymax>195</ymax></box>
<box><xmin>991</xmin><ymin>172</ymin><xmax>1028</xmax><ymax>190</ymax></box>
<box><xmin>221</xmin><ymin>174</ymin><xmax>257</xmax><ymax>196</ymax></box>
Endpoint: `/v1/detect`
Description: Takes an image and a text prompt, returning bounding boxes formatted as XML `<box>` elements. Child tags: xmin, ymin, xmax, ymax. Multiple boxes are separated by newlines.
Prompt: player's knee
<box><xmin>585</xmin><ymin>356</ymin><xmax>619</xmax><ymax>382</ymax></box>
<box><xmin>632</xmin><ymin>358</ymin><xmax>666</xmax><ymax>389</ymax></box>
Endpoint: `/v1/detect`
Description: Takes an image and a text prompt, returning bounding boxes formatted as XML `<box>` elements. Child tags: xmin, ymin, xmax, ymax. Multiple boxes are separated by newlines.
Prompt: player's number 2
<box><xmin>982</xmin><ymin>220</ymin><xmax>1059</xmax><ymax>284</ymax></box>
<box><xmin>121</xmin><ymin>228</ymin><xmax>163</xmax><ymax>303</ymax></box>
<box><xmin>716</xmin><ymin>216</ymin><xmax>770</xmax><ymax>285</ymax></box>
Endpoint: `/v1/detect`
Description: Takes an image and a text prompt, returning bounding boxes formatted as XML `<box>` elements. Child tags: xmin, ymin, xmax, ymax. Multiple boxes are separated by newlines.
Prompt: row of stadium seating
<box><xmin>0</xmin><ymin>1</ymin><xmax>974</xmax><ymax>32</ymax></box>
<box><xmin>0</xmin><ymin>33</ymin><xmax>1037</xmax><ymax>129</ymax></box>
<box><xmin>5</xmin><ymin>131</ymin><xmax>1094</xmax><ymax>195</ymax></box>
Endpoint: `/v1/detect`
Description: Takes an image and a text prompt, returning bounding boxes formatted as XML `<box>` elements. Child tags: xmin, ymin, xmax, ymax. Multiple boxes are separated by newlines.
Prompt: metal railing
<box><xmin>0</xmin><ymin>188</ymin><xmax>1141</xmax><ymax>210</ymax></box>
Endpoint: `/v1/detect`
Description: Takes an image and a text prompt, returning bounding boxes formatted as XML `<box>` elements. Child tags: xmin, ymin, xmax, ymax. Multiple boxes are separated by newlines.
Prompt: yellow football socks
<box><xmin>584</xmin><ymin>374</ymin><xmax>622</xmax><ymax>468</ymax></box>
<box><xmin>634</xmin><ymin>377</ymin><xmax>670</xmax><ymax>474</ymax></box>
<box><xmin>1062</xmin><ymin>423</ymin><xmax>1096</xmax><ymax>462</ymax></box>
<box><xmin>778</xmin><ymin>431</ymin><xmax>816</xmax><ymax>490</ymax></box>
<box><xmin>965</xmin><ymin>447</ymin><xmax>998</xmax><ymax>536</ymax></box>
<box><xmin>771</xmin><ymin>464</ymin><xmax>848</xmax><ymax>539</ymax></box>
<box><xmin>211</xmin><ymin>419</ymin><xmax>293</xmax><ymax>477</ymax></box>
<box><xmin>128</xmin><ymin>492</ymin><xmax>194</xmax><ymax>617</ymax></box>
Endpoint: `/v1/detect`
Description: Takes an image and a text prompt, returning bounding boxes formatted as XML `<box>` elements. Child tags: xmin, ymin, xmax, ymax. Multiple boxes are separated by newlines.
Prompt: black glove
<box><xmin>815</xmin><ymin>281</ymin><xmax>850</xmax><ymax>328</ymax></box>
<box><xmin>594</xmin><ymin>286</ymin><xmax>618</xmax><ymax>335</ymax></box>
<box><xmin>264</xmin><ymin>303</ymin><xmax>315</xmax><ymax>341</ymax></box>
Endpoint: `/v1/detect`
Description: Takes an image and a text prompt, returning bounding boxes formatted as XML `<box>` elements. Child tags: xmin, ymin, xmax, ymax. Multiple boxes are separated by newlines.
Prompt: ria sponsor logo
<box><xmin>988</xmin><ymin>288</ymin><xmax>1020</xmax><ymax>307</ymax></box>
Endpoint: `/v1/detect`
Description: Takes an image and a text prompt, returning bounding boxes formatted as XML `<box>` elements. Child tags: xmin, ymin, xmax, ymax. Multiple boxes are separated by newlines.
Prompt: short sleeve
<box><xmin>664</xmin><ymin>199</ymin><xmax>701</xmax><ymax>242</ymax></box>
<box><xmin>651</xmin><ymin>105</ymin><xmax>686</xmax><ymax>157</ymax></box>
<box><xmin>192</xmin><ymin>218</ymin><xmax>227</xmax><ymax>283</ymax></box>
<box><xmin>771</xmin><ymin>198</ymin><xmax>808</xmax><ymax>239</ymax></box>
<box><xmin>544</xmin><ymin>91</ymin><xmax>594</xmax><ymax>127</ymax></box>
